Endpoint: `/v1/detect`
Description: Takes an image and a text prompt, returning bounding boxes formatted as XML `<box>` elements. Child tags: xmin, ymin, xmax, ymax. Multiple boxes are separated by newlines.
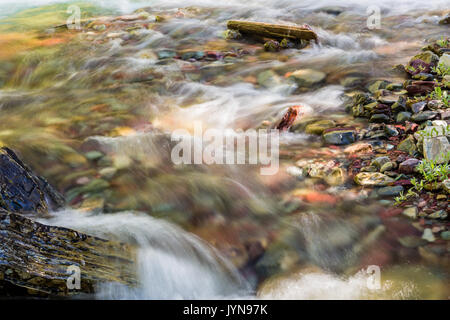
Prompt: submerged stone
<box><xmin>305</xmin><ymin>120</ymin><xmax>335</xmax><ymax>135</ymax></box>
<box><xmin>322</xmin><ymin>128</ymin><xmax>356</xmax><ymax>145</ymax></box>
<box><xmin>289</xmin><ymin>69</ymin><xmax>326</xmax><ymax>87</ymax></box>
<box><xmin>354</xmin><ymin>172</ymin><xmax>395</xmax><ymax>187</ymax></box>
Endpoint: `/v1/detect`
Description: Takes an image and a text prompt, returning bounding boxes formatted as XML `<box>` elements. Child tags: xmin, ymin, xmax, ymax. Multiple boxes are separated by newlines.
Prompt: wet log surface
<box><xmin>227</xmin><ymin>20</ymin><xmax>318</xmax><ymax>42</ymax></box>
<box><xmin>0</xmin><ymin>210</ymin><xmax>137</xmax><ymax>296</ymax></box>
<box><xmin>0</xmin><ymin>147</ymin><xmax>65</xmax><ymax>215</ymax></box>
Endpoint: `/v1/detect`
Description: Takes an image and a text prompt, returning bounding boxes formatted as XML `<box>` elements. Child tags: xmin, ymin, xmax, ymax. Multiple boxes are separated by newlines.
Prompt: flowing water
<box><xmin>0</xmin><ymin>0</ymin><xmax>449</xmax><ymax>299</ymax></box>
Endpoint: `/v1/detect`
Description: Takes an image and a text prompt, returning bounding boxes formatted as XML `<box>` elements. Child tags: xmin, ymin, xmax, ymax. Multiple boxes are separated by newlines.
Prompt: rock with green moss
<box><xmin>305</xmin><ymin>120</ymin><xmax>336</xmax><ymax>135</ymax></box>
<box><xmin>397</xmin><ymin>135</ymin><xmax>417</xmax><ymax>155</ymax></box>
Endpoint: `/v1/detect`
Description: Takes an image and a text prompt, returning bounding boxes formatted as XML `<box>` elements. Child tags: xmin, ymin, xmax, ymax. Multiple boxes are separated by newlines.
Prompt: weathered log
<box><xmin>0</xmin><ymin>210</ymin><xmax>137</xmax><ymax>296</ymax></box>
<box><xmin>227</xmin><ymin>20</ymin><xmax>318</xmax><ymax>42</ymax></box>
<box><xmin>0</xmin><ymin>147</ymin><xmax>65</xmax><ymax>215</ymax></box>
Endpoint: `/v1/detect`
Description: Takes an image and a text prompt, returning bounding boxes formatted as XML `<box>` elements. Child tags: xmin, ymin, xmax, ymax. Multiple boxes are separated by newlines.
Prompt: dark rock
<box><xmin>377</xmin><ymin>185</ymin><xmax>404</xmax><ymax>197</ymax></box>
<box><xmin>406</xmin><ymin>51</ymin><xmax>439</xmax><ymax>75</ymax></box>
<box><xmin>370</xmin><ymin>113</ymin><xmax>390</xmax><ymax>123</ymax></box>
<box><xmin>398</xmin><ymin>158</ymin><xmax>420</xmax><ymax>174</ymax></box>
<box><xmin>322</xmin><ymin>128</ymin><xmax>356</xmax><ymax>145</ymax></box>
<box><xmin>397</xmin><ymin>135</ymin><xmax>417</xmax><ymax>155</ymax></box>
<box><xmin>406</xmin><ymin>81</ymin><xmax>436</xmax><ymax>96</ymax></box>
<box><xmin>411</xmin><ymin>101</ymin><xmax>426</xmax><ymax>114</ymax></box>
<box><xmin>411</xmin><ymin>111</ymin><xmax>437</xmax><ymax>122</ymax></box>
<box><xmin>264</xmin><ymin>40</ymin><xmax>280</xmax><ymax>52</ymax></box>
<box><xmin>0</xmin><ymin>148</ymin><xmax>64</xmax><ymax>215</ymax></box>
<box><xmin>439</xmin><ymin>15</ymin><xmax>450</xmax><ymax>25</ymax></box>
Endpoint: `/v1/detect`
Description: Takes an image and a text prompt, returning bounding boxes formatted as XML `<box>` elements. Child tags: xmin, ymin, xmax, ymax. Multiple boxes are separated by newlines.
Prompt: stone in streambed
<box><xmin>402</xmin><ymin>207</ymin><xmax>417</xmax><ymax>219</ymax></box>
<box><xmin>406</xmin><ymin>51</ymin><xmax>439</xmax><ymax>75</ymax></box>
<box><xmin>428</xmin><ymin>210</ymin><xmax>447</xmax><ymax>220</ymax></box>
<box><xmin>398</xmin><ymin>158</ymin><xmax>420</xmax><ymax>174</ymax></box>
<box><xmin>369</xmin><ymin>113</ymin><xmax>390</xmax><ymax>123</ymax></box>
<box><xmin>322</xmin><ymin>128</ymin><xmax>356</xmax><ymax>145</ymax></box>
<box><xmin>442</xmin><ymin>179</ymin><xmax>450</xmax><ymax>194</ymax></box>
<box><xmin>344</xmin><ymin>142</ymin><xmax>373</xmax><ymax>155</ymax></box>
<box><xmin>305</xmin><ymin>120</ymin><xmax>335</xmax><ymax>135</ymax></box>
<box><xmin>441</xmin><ymin>231</ymin><xmax>450</xmax><ymax>240</ymax></box>
<box><xmin>157</xmin><ymin>49</ymin><xmax>176</xmax><ymax>59</ymax></box>
<box><xmin>398</xmin><ymin>236</ymin><xmax>427</xmax><ymax>248</ymax></box>
<box><xmin>257</xmin><ymin>70</ymin><xmax>280</xmax><ymax>88</ymax></box>
<box><xmin>289</xmin><ymin>69</ymin><xmax>326</xmax><ymax>87</ymax></box>
<box><xmin>377</xmin><ymin>185</ymin><xmax>403</xmax><ymax>197</ymax></box>
<box><xmin>368</xmin><ymin>80</ymin><xmax>390</xmax><ymax>94</ymax></box>
<box><xmin>422</xmin><ymin>136</ymin><xmax>450</xmax><ymax>164</ymax></box>
<box><xmin>380</xmin><ymin>162</ymin><xmax>395</xmax><ymax>173</ymax></box>
<box><xmin>371</xmin><ymin>156</ymin><xmax>390</xmax><ymax>169</ymax></box>
<box><xmin>411</xmin><ymin>101</ymin><xmax>426</xmax><ymax>114</ymax></box>
<box><xmin>396</xmin><ymin>112</ymin><xmax>411</xmax><ymax>123</ymax></box>
<box><xmin>411</xmin><ymin>111</ymin><xmax>437</xmax><ymax>122</ymax></box>
<box><xmin>412</xmin><ymin>73</ymin><xmax>434</xmax><ymax>81</ymax></box>
<box><xmin>438</xmin><ymin>53</ymin><xmax>450</xmax><ymax>69</ymax></box>
<box><xmin>264</xmin><ymin>40</ymin><xmax>280</xmax><ymax>52</ymax></box>
<box><xmin>406</xmin><ymin>81</ymin><xmax>436</xmax><ymax>96</ymax></box>
<box><xmin>397</xmin><ymin>135</ymin><xmax>417</xmax><ymax>155</ymax></box>
<box><xmin>325</xmin><ymin>167</ymin><xmax>346</xmax><ymax>186</ymax></box>
<box><xmin>422</xmin><ymin>229</ymin><xmax>435</xmax><ymax>242</ymax></box>
<box><xmin>354</xmin><ymin>172</ymin><xmax>395</xmax><ymax>187</ymax></box>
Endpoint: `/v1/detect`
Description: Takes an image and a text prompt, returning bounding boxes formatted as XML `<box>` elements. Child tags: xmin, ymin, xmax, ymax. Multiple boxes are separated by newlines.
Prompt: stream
<box><xmin>0</xmin><ymin>0</ymin><xmax>449</xmax><ymax>299</ymax></box>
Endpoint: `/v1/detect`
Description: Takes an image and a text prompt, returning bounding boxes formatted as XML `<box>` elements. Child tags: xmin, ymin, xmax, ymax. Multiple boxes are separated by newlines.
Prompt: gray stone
<box><xmin>323</xmin><ymin>129</ymin><xmax>356</xmax><ymax>145</ymax></box>
<box><xmin>396</xmin><ymin>112</ymin><xmax>411</xmax><ymax>123</ymax></box>
<box><xmin>411</xmin><ymin>101</ymin><xmax>426</xmax><ymax>113</ymax></box>
<box><xmin>422</xmin><ymin>136</ymin><xmax>450</xmax><ymax>164</ymax></box>
<box><xmin>377</xmin><ymin>185</ymin><xmax>404</xmax><ymax>197</ymax></box>
<box><xmin>289</xmin><ymin>69</ymin><xmax>326</xmax><ymax>87</ymax></box>
<box><xmin>411</xmin><ymin>111</ymin><xmax>437</xmax><ymax>122</ymax></box>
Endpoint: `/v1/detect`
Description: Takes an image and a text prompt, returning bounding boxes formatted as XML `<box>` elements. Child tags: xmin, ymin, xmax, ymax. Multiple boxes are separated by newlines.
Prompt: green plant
<box><xmin>431</xmin><ymin>62</ymin><xmax>450</xmax><ymax>77</ymax></box>
<box><xmin>429</xmin><ymin>86</ymin><xmax>449</xmax><ymax>107</ymax></box>
<box><xmin>395</xmin><ymin>153</ymin><xmax>449</xmax><ymax>205</ymax></box>
<box><xmin>436</xmin><ymin>36</ymin><xmax>449</xmax><ymax>48</ymax></box>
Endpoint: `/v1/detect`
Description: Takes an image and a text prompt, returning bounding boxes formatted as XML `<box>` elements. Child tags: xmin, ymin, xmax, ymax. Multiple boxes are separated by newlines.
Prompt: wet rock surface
<box><xmin>0</xmin><ymin>147</ymin><xmax>64</xmax><ymax>215</ymax></box>
<box><xmin>0</xmin><ymin>210</ymin><xmax>137</xmax><ymax>296</ymax></box>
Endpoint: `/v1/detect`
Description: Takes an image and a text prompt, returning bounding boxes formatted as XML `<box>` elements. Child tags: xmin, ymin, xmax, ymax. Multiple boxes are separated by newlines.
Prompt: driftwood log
<box><xmin>0</xmin><ymin>210</ymin><xmax>137</xmax><ymax>296</ymax></box>
<box><xmin>227</xmin><ymin>20</ymin><xmax>318</xmax><ymax>42</ymax></box>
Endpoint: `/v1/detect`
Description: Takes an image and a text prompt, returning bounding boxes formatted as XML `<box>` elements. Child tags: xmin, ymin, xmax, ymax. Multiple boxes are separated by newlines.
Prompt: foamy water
<box><xmin>41</xmin><ymin>209</ymin><xmax>251</xmax><ymax>299</ymax></box>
